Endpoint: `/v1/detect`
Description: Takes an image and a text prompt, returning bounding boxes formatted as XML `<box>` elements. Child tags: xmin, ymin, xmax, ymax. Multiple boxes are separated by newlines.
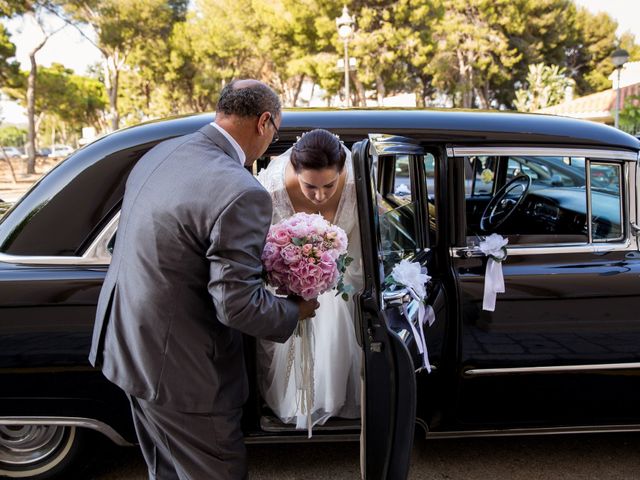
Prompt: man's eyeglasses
<box><xmin>267</xmin><ymin>114</ymin><xmax>279</xmax><ymax>144</ymax></box>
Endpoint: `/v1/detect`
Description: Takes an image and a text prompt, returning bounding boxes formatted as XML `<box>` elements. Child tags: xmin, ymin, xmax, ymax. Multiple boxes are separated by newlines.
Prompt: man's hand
<box><xmin>290</xmin><ymin>296</ymin><xmax>320</xmax><ymax>320</ymax></box>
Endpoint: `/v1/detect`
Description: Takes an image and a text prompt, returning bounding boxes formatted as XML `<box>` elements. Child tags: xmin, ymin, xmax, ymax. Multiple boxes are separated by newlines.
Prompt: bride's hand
<box><xmin>290</xmin><ymin>296</ymin><xmax>320</xmax><ymax>320</ymax></box>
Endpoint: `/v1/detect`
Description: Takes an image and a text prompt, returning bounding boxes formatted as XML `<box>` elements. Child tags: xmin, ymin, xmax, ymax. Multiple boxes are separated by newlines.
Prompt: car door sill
<box><xmin>260</xmin><ymin>415</ymin><xmax>360</xmax><ymax>433</ymax></box>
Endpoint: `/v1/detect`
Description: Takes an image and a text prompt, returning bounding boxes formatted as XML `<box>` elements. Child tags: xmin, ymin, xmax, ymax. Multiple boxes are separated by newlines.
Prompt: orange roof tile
<box><xmin>536</xmin><ymin>83</ymin><xmax>640</xmax><ymax>121</ymax></box>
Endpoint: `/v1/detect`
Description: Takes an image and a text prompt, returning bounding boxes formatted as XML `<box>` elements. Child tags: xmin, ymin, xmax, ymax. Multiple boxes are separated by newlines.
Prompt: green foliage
<box><xmin>619</xmin><ymin>32</ymin><xmax>640</xmax><ymax>62</ymax></box>
<box><xmin>6</xmin><ymin>0</ymin><xmax>640</xmax><ymax>128</ymax></box>
<box><xmin>426</xmin><ymin>0</ymin><xmax>524</xmax><ymax>108</ymax></box>
<box><xmin>619</xmin><ymin>95</ymin><xmax>640</xmax><ymax>135</ymax></box>
<box><xmin>0</xmin><ymin>125</ymin><xmax>26</xmax><ymax>145</ymax></box>
<box><xmin>5</xmin><ymin>63</ymin><xmax>106</xmax><ymax>131</ymax></box>
<box><xmin>0</xmin><ymin>23</ymin><xmax>19</xmax><ymax>87</ymax></box>
<box><xmin>514</xmin><ymin>63</ymin><xmax>574</xmax><ymax>112</ymax></box>
<box><xmin>570</xmin><ymin>7</ymin><xmax>618</xmax><ymax>94</ymax></box>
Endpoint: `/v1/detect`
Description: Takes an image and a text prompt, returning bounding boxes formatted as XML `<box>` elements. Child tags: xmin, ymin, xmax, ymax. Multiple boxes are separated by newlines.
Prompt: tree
<box><xmin>0</xmin><ymin>24</ymin><xmax>19</xmax><ymax>87</ymax></box>
<box><xmin>0</xmin><ymin>125</ymin><xmax>26</xmax><ymax>145</ymax></box>
<box><xmin>1</xmin><ymin>1</ymin><xmax>66</xmax><ymax>173</ymax></box>
<box><xmin>5</xmin><ymin>63</ymin><xmax>107</xmax><ymax>146</ymax></box>
<box><xmin>567</xmin><ymin>7</ymin><xmax>618</xmax><ymax>95</ymax></box>
<box><xmin>619</xmin><ymin>32</ymin><xmax>640</xmax><ymax>63</ymax></box>
<box><xmin>430</xmin><ymin>0</ymin><xmax>521</xmax><ymax>108</ymax></box>
<box><xmin>619</xmin><ymin>94</ymin><xmax>640</xmax><ymax>135</ymax></box>
<box><xmin>61</xmin><ymin>0</ymin><xmax>187</xmax><ymax>131</ymax></box>
<box><xmin>514</xmin><ymin>63</ymin><xmax>574</xmax><ymax>112</ymax></box>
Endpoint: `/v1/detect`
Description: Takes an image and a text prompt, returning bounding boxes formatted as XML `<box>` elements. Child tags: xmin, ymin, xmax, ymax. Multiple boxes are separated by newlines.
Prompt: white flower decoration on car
<box><xmin>391</xmin><ymin>259</ymin><xmax>430</xmax><ymax>299</ymax></box>
<box><xmin>388</xmin><ymin>259</ymin><xmax>435</xmax><ymax>373</ymax></box>
<box><xmin>479</xmin><ymin>234</ymin><xmax>508</xmax><ymax>311</ymax></box>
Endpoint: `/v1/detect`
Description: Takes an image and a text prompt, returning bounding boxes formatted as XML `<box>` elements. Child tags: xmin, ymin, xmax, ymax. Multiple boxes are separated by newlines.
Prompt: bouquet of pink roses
<box><xmin>262</xmin><ymin>212</ymin><xmax>353</xmax><ymax>301</ymax></box>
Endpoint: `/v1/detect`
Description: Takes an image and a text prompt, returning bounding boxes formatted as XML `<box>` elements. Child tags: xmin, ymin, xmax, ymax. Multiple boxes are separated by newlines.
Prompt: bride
<box><xmin>256</xmin><ymin>128</ymin><xmax>363</xmax><ymax>431</ymax></box>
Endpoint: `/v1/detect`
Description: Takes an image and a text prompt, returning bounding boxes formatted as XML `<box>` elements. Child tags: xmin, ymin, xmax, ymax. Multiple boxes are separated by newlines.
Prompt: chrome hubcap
<box><xmin>0</xmin><ymin>424</ymin><xmax>66</xmax><ymax>466</ymax></box>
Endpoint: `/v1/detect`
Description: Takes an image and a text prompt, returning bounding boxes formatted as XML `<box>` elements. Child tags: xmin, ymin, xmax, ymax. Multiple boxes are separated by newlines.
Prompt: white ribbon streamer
<box><xmin>482</xmin><ymin>257</ymin><xmax>505</xmax><ymax>311</ymax></box>
<box><xmin>478</xmin><ymin>234</ymin><xmax>508</xmax><ymax>312</ymax></box>
<box><xmin>402</xmin><ymin>288</ymin><xmax>436</xmax><ymax>372</ymax></box>
<box><xmin>284</xmin><ymin>319</ymin><xmax>315</xmax><ymax>437</ymax></box>
<box><xmin>389</xmin><ymin>260</ymin><xmax>435</xmax><ymax>373</ymax></box>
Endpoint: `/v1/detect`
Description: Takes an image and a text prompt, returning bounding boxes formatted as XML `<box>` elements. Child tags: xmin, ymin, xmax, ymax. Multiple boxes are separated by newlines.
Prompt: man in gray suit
<box><xmin>89</xmin><ymin>79</ymin><xmax>318</xmax><ymax>479</ymax></box>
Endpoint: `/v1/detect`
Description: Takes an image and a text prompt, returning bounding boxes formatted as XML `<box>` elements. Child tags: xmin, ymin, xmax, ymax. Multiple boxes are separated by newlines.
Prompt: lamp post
<box><xmin>336</xmin><ymin>6</ymin><xmax>354</xmax><ymax>107</ymax></box>
<box><xmin>611</xmin><ymin>48</ymin><xmax>629</xmax><ymax>129</ymax></box>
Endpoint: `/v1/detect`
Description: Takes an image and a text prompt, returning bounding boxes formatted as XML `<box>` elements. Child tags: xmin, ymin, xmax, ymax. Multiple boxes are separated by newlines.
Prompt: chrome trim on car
<box><xmin>0</xmin><ymin>212</ymin><xmax>119</xmax><ymax>266</ymax></box>
<box><xmin>424</xmin><ymin>424</ymin><xmax>640</xmax><ymax>439</ymax></box>
<box><xmin>245</xmin><ymin>434</ymin><xmax>360</xmax><ymax>444</ymax></box>
<box><xmin>451</xmin><ymin>239</ymin><xmax>634</xmax><ymax>258</ymax></box>
<box><xmin>464</xmin><ymin>362</ymin><xmax>640</xmax><ymax>377</ymax></box>
<box><xmin>0</xmin><ymin>417</ymin><xmax>132</xmax><ymax>446</ymax></box>
<box><xmin>450</xmin><ymin>147</ymin><xmax>638</xmax><ymax>161</ymax></box>
<box><xmin>83</xmin><ymin>211</ymin><xmax>120</xmax><ymax>264</ymax></box>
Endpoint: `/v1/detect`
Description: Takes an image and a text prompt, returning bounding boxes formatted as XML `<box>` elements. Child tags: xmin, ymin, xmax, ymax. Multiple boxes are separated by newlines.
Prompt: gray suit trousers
<box><xmin>129</xmin><ymin>396</ymin><xmax>247</xmax><ymax>480</ymax></box>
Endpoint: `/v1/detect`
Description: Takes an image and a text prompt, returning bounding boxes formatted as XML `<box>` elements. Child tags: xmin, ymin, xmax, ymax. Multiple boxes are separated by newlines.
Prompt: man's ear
<box><xmin>257</xmin><ymin>112</ymin><xmax>271</xmax><ymax>136</ymax></box>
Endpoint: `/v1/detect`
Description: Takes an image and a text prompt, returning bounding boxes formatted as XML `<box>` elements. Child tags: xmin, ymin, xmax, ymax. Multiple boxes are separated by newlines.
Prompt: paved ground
<box><xmin>87</xmin><ymin>432</ymin><xmax>640</xmax><ymax>479</ymax></box>
<box><xmin>0</xmin><ymin>156</ymin><xmax>59</xmax><ymax>203</ymax></box>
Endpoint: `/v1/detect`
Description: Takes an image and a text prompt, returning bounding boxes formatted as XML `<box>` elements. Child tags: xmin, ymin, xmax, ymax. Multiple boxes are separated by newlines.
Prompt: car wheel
<box><xmin>0</xmin><ymin>424</ymin><xmax>86</xmax><ymax>479</ymax></box>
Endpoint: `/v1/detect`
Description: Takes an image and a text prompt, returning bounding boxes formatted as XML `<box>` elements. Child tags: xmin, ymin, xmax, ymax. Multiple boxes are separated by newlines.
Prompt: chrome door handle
<box><xmin>452</xmin><ymin>246</ymin><xmax>483</xmax><ymax>258</ymax></box>
<box><xmin>382</xmin><ymin>287</ymin><xmax>410</xmax><ymax>307</ymax></box>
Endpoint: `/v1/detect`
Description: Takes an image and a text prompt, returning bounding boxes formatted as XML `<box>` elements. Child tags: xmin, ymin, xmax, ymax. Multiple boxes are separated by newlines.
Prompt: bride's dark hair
<box><xmin>290</xmin><ymin>129</ymin><xmax>346</xmax><ymax>173</ymax></box>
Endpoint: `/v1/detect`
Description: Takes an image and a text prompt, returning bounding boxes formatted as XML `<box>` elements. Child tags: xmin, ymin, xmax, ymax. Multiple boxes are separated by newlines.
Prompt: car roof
<box><xmin>106</xmin><ymin>109</ymin><xmax>640</xmax><ymax>151</ymax></box>
<box><xmin>0</xmin><ymin>109</ymin><xmax>638</xmax><ymax>256</ymax></box>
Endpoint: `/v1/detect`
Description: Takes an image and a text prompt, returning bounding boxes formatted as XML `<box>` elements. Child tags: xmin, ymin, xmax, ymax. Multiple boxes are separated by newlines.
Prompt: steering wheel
<box><xmin>480</xmin><ymin>174</ymin><xmax>531</xmax><ymax>232</ymax></box>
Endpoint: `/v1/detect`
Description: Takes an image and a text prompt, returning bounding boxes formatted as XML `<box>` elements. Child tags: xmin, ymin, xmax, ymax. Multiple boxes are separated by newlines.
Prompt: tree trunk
<box><xmin>0</xmin><ymin>146</ymin><xmax>18</xmax><ymax>184</ymax></box>
<box><xmin>354</xmin><ymin>77</ymin><xmax>366</xmax><ymax>107</ymax></box>
<box><xmin>308</xmin><ymin>83</ymin><xmax>316</xmax><ymax>107</ymax></box>
<box><xmin>26</xmin><ymin>51</ymin><xmax>39</xmax><ymax>174</ymax></box>
<box><xmin>291</xmin><ymin>74</ymin><xmax>305</xmax><ymax>107</ymax></box>
<box><xmin>104</xmin><ymin>57</ymin><xmax>120</xmax><ymax>131</ymax></box>
<box><xmin>376</xmin><ymin>74</ymin><xmax>386</xmax><ymax>106</ymax></box>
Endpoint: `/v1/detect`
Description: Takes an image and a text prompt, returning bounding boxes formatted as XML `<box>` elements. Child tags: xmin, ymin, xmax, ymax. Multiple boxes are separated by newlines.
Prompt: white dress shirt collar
<box><xmin>210</xmin><ymin>121</ymin><xmax>246</xmax><ymax>166</ymax></box>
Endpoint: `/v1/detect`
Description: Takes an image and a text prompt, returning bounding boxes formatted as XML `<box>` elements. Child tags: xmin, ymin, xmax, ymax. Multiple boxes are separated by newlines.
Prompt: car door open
<box><xmin>352</xmin><ymin>135</ymin><xmax>436</xmax><ymax>479</ymax></box>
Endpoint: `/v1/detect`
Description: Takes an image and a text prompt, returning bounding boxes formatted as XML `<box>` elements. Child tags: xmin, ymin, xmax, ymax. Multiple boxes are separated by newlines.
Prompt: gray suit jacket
<box><xmin>89</xmin><ymin>124</ymin><xmax>299</xmax><ymax>413</ymax></box>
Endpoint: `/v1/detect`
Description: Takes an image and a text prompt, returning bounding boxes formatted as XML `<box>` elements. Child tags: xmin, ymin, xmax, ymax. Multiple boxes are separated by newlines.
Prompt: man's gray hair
<box><xmin>216</xmin><ymin>80</ymin><xmax>281</xmax><ymax>117</ymax></box>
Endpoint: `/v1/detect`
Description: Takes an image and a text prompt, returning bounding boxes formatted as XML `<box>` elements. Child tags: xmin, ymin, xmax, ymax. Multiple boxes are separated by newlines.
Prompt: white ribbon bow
<box><xmin>478</xmin><ymin>234</ymin><xmax>508</xmax><ymax>311</ymax></box>
<box><xmin>390</xmin><ymin>260</ymin><xmax>435</xmax><ymax>372</ymax></box>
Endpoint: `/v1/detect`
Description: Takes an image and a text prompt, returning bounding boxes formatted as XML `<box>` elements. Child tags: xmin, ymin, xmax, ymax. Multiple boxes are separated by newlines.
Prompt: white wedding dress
<box><xmin>256</xmin><ymin>148</ymin><xmax>363</xmax><ymax>431</ymax></box>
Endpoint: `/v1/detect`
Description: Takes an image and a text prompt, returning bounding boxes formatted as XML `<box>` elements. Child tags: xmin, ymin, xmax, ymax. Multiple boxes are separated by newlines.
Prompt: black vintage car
<box><xmin>1</xmin><ymin>110</ymin><xmax>639</xmax><ymax>479</ymax></box>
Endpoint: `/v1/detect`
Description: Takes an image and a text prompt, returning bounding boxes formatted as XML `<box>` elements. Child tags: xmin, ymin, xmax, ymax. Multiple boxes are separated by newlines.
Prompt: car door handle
<box><xmin>382</xmin><ymin>287</ymin><xmax>410</xmax><ymax>307</ymax></box>
<box><xmin>452</xmin><ymin>246</ymin><xmax>484</xmax><ymax>258</ymax></box>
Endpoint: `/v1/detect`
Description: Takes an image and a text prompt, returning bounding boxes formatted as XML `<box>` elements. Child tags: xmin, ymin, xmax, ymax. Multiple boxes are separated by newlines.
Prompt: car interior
<box><xmin>463</xmin><ymin>155</ymin><xmax>624</xmax><ymax>246</ymax></box>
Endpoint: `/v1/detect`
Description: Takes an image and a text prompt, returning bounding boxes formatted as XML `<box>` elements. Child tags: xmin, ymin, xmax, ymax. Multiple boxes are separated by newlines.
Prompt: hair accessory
<box><xmin>292</xmin><ymin>131</ymin><xmax>342</xmax><ymax>150</ymax></box>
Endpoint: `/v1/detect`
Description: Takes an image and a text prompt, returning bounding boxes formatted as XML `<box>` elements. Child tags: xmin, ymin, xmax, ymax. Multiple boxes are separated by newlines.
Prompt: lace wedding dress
<box><xmin>256</xmin><ymin>148</ymin><xmax>363</xmax><ymax>432</ymax></box>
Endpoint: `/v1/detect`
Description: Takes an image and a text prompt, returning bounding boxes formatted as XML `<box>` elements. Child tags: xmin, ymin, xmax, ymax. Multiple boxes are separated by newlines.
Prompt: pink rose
<box><xmin>301</xmin><ymin>244</ymin><xmax>313</xmax><ymax>256</ymax></box>
<box><xmin>301</xmin><ymin>286</ymin><xmax>319</xmax><ymax>300</ymax></box>
<box><xmin>271</xmin><ymin>257</ymin><xmax>286</xmax><ymax>274</ymax></box>
<box><xmin>262</xmin><ymin>242</ymin><xmax>280</xmax><ymax>268</ymax></box>
<box><xmin>269</xmin><ymin>228</ymin><xmax>291</xmax><ymax>247</ymax></box>
<box><xmin>280</xmin><ymin>244</ymin><xmax>302</xmax><ymax>264</ymax></box>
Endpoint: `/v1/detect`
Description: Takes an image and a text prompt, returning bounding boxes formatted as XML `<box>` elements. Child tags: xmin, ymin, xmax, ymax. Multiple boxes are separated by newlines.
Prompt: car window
<box><xmin>424</xmin><ymin>153</ymin><xmax>437</xmax><ymax>245</ymax></box>
<box><xmin>377</xmin><ymin>155</ymin><xmax>419</xmax><ymax>274</ymax></box>
<box><xmin>506</xmin><ymin>156</ymin><xmax>585</xmax><ymax>188</ymax></box>
<box><xmin>465</xmin><ymin>155</ymin><xmax>589</xmax><ymax>246</ymax></box>
<box><xmin>466</xmin><ymin>156</ymin><xmax>497</xmax><ymax>196</ymax></box>
<box><xmin>590</xmin><ymin>162</ymin><xmax>623</xmax><ymax>242</ymax></box>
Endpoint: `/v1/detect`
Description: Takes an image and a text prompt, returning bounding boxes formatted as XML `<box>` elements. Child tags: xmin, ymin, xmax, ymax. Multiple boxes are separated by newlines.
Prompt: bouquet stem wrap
<box><xmin>478</xmin><ymin>234</ymin><xmax>508</xmax><ymax>312</ymax></box>
<box><xmin>284</xmin><ymin>319</ymin><xmax>315</xmax><ymax>438</ymax></box>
